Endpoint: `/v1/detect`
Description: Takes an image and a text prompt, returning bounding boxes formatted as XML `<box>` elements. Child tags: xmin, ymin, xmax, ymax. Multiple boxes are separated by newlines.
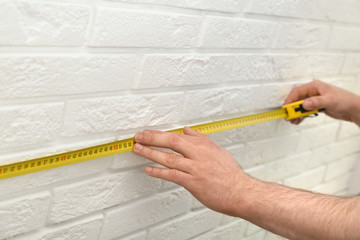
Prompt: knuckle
<box><xmin>168</xmin><ymin>134</ymin><xmax>181</xmax><ymax>148</ymax></box>
<box><xmin>144</xmin><ymin>132</ymin><xmax>155</xmax><ymax>143</ymax></box>
<box><xmin>168</xmin><ymin>169</ymin><xmax>178</xmax><ymax>180</ymax></box>
<box><xmin>164</xmin><ymin>153</ymin><xmax>177</xmax><ymax>167</ymax></box>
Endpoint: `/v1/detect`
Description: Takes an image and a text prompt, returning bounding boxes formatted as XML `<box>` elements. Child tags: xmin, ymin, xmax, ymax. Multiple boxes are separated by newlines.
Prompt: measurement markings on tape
<box><xmin>0</xmin><ymin>100</ymin><xmax>319</xmax><ymax>180</ymax></box>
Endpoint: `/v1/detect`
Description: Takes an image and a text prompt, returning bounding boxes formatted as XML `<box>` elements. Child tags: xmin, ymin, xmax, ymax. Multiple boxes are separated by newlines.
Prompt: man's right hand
<box><xmin>284</xmin><ymin>80</ymin><xmax>360</xmax><ymax>126</ymax></box>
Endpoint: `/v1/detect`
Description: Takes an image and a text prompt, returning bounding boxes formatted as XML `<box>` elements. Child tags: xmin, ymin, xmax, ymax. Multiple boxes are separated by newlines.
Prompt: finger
<box><xmin>135</xmin><ymin>131</ymin><xmax>193</xmax><ymax>157</ymax></box>
<box><xmin>290</xmin><ymin>118</ymin><xmax>304</xmax><ymax>125</ymax></box>
<box><xmin>284</xmin><ymin>81</ymin><xmax>320</xmax><ymax>104</ymax></box>
<box><xmin>145</xmin><ymin>166</ymin><xmax>192</xmax><ymax>187</ymax></box>
<box><xmin>303</xmin><ymin>95</ymin><xmax>331</xmax><ymax>111</ymax></box>
<box><xmin>183</xmin><ymin>126</ymin><xmax>205</xmax><ymax>137</ymax></box>
<box><xmin>133</xmin><ymin>143</ymin><xmax>193</xmax><ymax>173</ymax></box>
<box><xmin>142</xmin><ymin>129</ymin><xmax>163</xmax><ymax>135</ymax></box>
<box><xmin>144</xmin><ymin>129</ymin><xmax>199</xmax><ymax>143</ymax></box>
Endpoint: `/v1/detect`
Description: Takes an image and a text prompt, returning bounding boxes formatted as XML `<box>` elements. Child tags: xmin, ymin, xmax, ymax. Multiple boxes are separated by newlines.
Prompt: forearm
<box><xmin>350</xmin><ymin>95</ymin><xmax>360</xmax><ymax>126</ymax></box>
<box><xmin>236</xmin><ymin>179</ymin><xmax>360</xmax><ymax>240</ymax></box>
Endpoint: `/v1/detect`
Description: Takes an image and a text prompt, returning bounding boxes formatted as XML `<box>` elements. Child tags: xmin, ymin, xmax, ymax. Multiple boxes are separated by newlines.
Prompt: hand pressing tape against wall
<box><xmin>0</xmin><ymin>100</ymin><xmax>321</xmax><ymax>180</ymax></box>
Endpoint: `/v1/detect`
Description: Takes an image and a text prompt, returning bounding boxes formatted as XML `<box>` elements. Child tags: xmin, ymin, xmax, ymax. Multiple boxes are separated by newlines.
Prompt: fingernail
<box><xmin>134</xmin><ymin>143</ymin><xmax>143</xmax><ymax>151</ymax></box>
<box><xmin>135</xmin><ymin>133</ymin><xmax>143</xmax><ymax>141</ymax></box>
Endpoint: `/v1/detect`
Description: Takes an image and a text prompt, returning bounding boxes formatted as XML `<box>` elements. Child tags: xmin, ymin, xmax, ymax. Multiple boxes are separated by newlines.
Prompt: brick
<box><xmin>245</xmin><ymin>223</ymin><xmax>263</xmax><ymax>236</ymax></box>
<box><xmin>337</xmin><ymin>121</ymin><xmax>360</xmax><ymax>140</ymax></box>
<box><xmin>192</xmin><ymin>197</ymin><xmax>204</xmax><ymax>210</ymax></box>
<box><xmin>230</xmin><ymin>133</ymin><xmax>299</xmax><ymax>168</ymax></box>
<box><xmin>264</xmin><ymin>231</ymin><xmax>288</xmax><ymax>240</ymax></box>
<box><xmin>284</xmin><ymin>166</ymin><xmax>326</xmax><ymax>190</ymax></box>
<box><xmin>342</xmin><ymin>54</ymin><xmax>360</xmax><ymax>74</ymax></box>
<box><xmin>243</xmin><ymin>229</ymin><xmax>266</xmax><ymax>240</ymax></box>
<box><xmin>256</xmin><ymin>82</ymin><xmax>293</xmax><ymax>108</ymax></box>
<box><xmin>296</xmin><ymin>123</ymin><xmax>340</xmax><ymax>152</ymax></box>
<box><xmin>324</xmin><ymin>153</ymin><xmax>359</xmax><ymax>181</ymax></box>
<box><xmin>273</xmin><ymin>54</ymin><xmax>343</xmax><ymax>79</ymax></box>
<box><xmin>14</xmin><ymin>215</ymin><xmax>103</xmax><ymax>240</ymax></box>
<box><xmin>256</xmin><ymin>152</ymin><xmax>314</xmax><ymax>182</ymax></box>
<box><xmin>199</xmin><ymin>17</ymin><xmax>277</xmax><ymax>48</ymax></box>
<box><xmin>89</xmin><ymin>8</ymin><xmax>201</xmax><ymax>48</ymax></box>
<box><xmin>311</xmin><ymin>136</ymin><xmax>360</xmax><ymax>166</ymax></box>
<box><xmin>231</xmin><ymin>54</ymin><xmax>343</xmax><ymax>82</ymax></box>
<box><xmin>0</xmin><ymin>192</ymin><xmax>50</xmax><ymax>239</ymax></box>
<box><xmin>304</xmin><ymin>54</ymin><xmax>344</xmax><ymax>78</ymax></box>
<box><xmin>147</xmin><ymin>208</ymin><xmax>222</xmax><ymax>240</ymax></box>
<box><xmin>0</xmin><ymin>156</ymin><xmax>112</xmax><ymax>198</ymax></box>
<box><xmin>136</xmin><ymin>54</ymin><xmax>235</xmax><ymax>89</ymax></box>
<box><xmin>182</xmin><ymin>86</ymin><xmax>260</xmax><ymax>121</ymax></box>
<box><xmin>0</xmin><ymin>55</ymin><xmax>137</xmax><ymax>98</ymax></box>
<box><xmin>220</xmin><ymin>214</ymin><xmax>239</xmax><ymax>225</ymax></box>
<box><xmin>182</xmin><ymin>82</ymin><xmax>292</xmax><ymax>122</ymax></box>
<box><xmin>191</xmin><ymin>220</ymin><xmax>247</xmax><ymax>240</ymax></box>
<box><xmin>325</xmin><ymin>0</ymin><xmax>360</xmax><ymax>24</ymax></box>
<box><xmin>276</xmin><ymin>112</ymin><xmax>335</xmax><ymax>136</ymax></box>
<box><xmin>63</xmin><ymin>93</ymin><xmax>183</xmax><ymax>136</ymax></box>
<box><xmin>312</xmin><ymin>173</ymin><xmax>352</xmax><ymax>195</ymax></box>
<box><xmin>231</xmin><ymin>54</ymin><xmax>280</xmax><ymax>81</ymax></box>
<box><xmin>108</xmin><ymin>0</ymin><xmax>250</xmax><ymax>12</ymax></box>
<box><xmin>111</xmin><ymin>152</ymin><xmax>150</xmax><ymax>169</ymax></box>
<box><xmin>0</xmin><ymin>0</ymin><xmax>90</xmax><ymax>46</ymax></box>
<box><xmin>208</xmin><ymin>120</ymin><xmax>277</xmax><ymax>146</ymax></box>
<box><xmin>349</xmin><ymin>160</ymin><xmax>360</xmax><ymax>195</ymax></box>
<box><xmin>0</xmin><ymin>103</ymin><xmax>64</xmax><ymax>155</ymax></box>
<box><xmin>329</xmin><ymin>76</ymin><xmax>358</xmax><ymax>93</ymax></box>
<box><xmin>329</xmin><ymin>26</ymin><xmax>360</xmax><ymax>50</ymax></box>
<box><xmin>274</xmin><ymin>23</ymin><xmax>329</xmax><ymax>49</ymax></box>
<box><xmin>101</xmin><ymin>188</ymin><xmax>192</xmax><ymax>239</ymax></box>
<box><xmin>245</xmin><ymin>0</ymin><xmax>326</xmax><ymax>20</ymax></box>
<box><xmin>49</xmin><ymin>169</ymin><xmax>161</xmax><ymax>223</ymax></box>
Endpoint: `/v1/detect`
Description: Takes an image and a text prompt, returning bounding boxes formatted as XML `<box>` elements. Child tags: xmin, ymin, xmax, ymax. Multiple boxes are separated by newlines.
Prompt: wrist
<box><xmin>232</xmin><ymin>175</ymin><xmax>265</xmax><ymax>219</ymax></box>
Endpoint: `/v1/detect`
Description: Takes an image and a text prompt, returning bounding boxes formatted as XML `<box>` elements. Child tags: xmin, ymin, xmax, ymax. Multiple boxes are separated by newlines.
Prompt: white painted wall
<box><xmin>0</xmin><ymin>0</ymin><xmax>359</xmax><ymax>239</ymax></box>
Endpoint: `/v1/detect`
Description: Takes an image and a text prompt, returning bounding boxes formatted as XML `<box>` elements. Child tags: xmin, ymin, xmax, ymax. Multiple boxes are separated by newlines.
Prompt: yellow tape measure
<box><xmin>0</xmin><ymin>100</ymin><xmax>318</xmax><ymax>180</ymax></box>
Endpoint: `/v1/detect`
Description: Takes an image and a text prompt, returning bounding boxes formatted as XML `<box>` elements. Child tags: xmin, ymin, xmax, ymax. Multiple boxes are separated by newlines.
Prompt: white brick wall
<box><xmin>0</xmin><ymin>0</ymin><xmax>359</xmax><ymax>239</ymax></box>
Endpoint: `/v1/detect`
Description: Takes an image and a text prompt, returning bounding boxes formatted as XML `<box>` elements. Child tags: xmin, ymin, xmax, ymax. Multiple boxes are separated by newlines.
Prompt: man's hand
<box><xmin>284</xmin><ymin>80</ymin><xmax>360</xmax><ymax>125</ymax></box>
<box><xmin>134</xmin><ymin>127</ymin><xmax>253</xmax><ymax>216</ymax></box>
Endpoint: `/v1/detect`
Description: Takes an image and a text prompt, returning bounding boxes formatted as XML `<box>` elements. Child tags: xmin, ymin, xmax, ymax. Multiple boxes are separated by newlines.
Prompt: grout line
<box><xmin>0</xmin><ymin>47</ymin><xmax>360</xmax><ymax>54</ymax></box>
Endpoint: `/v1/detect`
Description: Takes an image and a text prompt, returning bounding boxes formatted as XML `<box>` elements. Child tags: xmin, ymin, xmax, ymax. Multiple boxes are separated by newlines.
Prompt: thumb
<box><xmin>303</xmin><ymin>95</ymin><xmax>329</xmax><ymax>110</ymax></box>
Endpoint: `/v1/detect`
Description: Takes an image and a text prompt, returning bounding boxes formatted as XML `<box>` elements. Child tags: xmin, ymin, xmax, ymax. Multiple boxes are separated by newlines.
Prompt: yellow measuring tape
<box><xmin>0</xmin><ymin>100</ymin><xmax>319</xmax><ymax>180</ymax></box>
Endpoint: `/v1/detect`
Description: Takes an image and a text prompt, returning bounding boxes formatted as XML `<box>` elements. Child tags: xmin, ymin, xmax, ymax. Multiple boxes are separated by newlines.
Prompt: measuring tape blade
<box><xmin>0</xmin><ymin>100</ymin><xmax>318</xmax><ymax>180</ymax></box>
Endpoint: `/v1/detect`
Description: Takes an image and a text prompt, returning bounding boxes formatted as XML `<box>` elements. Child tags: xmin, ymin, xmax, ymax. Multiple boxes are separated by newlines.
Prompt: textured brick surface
<box><xmin>49</xmin><ymin>169</ymin><xmax>161</xmax><ymax>223</ymax></box>
<box><xmin>245</xmin><ymin>0</ymin><xmax>326</xmax><ymax>20</ymax></box>
<box><xmin>0</xmin><ymin>192</ymin><xmax>51</xmax><ymax>239</ymax></box>
<box><xmin>101</xmin><ymin>188</ymin><xmax>192</xmax><ymax>239</ymax></box>
<box><xmin>0</xmin><ymin>0</ymin><xmax>359</xmax><ymax>239</ymax></box>
<box><xmin>63</xmin><ymin>93</ymin><xmax>183</xmax><ymax>136</ymax></box>
<box><xmin>0</xmin><ymin>55</ymin><xmax>137</xmax><ymax>98</ymax></box>
<box><xmin>274</xmin><ymin>23</ymin><xmax>329</xmax><ymax>49</ymax></box>
<box><xmin>0</xmin><ymin>0</ymin><xmax>90</xmax><ymax>46</ymax></box>
<box><xmin>284</xmin><ymin>166</ymin><xmax>327</xmax><ymax>189</ymax></box>
<box><xmin>199</xmin><ymin>17</ymin><xmax>277</xmax><ymax>48</ymax></box>
<box><xmin>0</xmin><ymin>103</ymin><xmax>64</xmax><ymax>155</ymax></box>
<box><xmin>89</xmin><ymin>8</ymin><xmax>201</xmax><ymax>48</ymax></box>
<box><xmin>329</xmin><ymin>26</ymin><xmax>360</xmax><ymax>50</ymax></box>
<box><xmin>147</xmin><ymin>209</ymin><xmax>223</xmax><ymax>240</ymax></box>
<box><xmin>136</xmin><ymin>54</ymin><xmax>235</xmax><ymax>88</ymax></box>
<box><xmin>14</xmin><ymin>215</ymin><xmax>103</xmax><ymax>240</ymax></box>
<box><xmin>107</xmin><ymin>0</ymin><xmax>250</xmax><ymax>12</ymax></box>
